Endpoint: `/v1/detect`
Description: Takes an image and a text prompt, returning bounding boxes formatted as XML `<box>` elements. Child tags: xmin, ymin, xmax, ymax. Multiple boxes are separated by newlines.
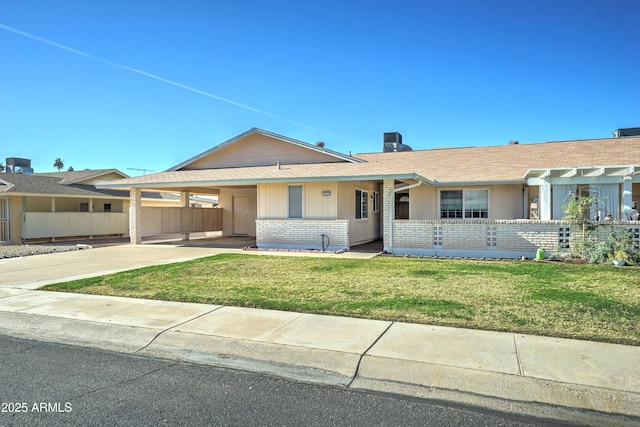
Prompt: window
<box><xmin>464</xmin><ymin>189</ymin><xmax>489</xmax><ymax>218</ymax></box>
<box><xmin>372</xmin><ymin>192</ymin><xmax>380</xmax><ymax>213</ymax></box>
<box><xmin>80</xmin><ymin>203</ymin><xmax>89</xmax><ymax>212</ymax></box>
<box><xmin>355</xmin><ymin>189</ymin><xmax>369</xmax><ymax>219</ymax></box>
<box><xmin>104</xmin><ymin>203</ymin><xmax>112</xmax><ymax>212</ymax></box>
<box><xmin>440</xmin><ymin>191</ymin><xmax>462</xmax><ymax>218</ymax></box>
<box><xmin>440</xmin><ymin>189</ymin><xmax>488</xmax><ymax>219</ymax></box>
<box><xmin>288</xmin><ymin>185</ymin><xmax>303</xmax><ymax>219</ymax></box>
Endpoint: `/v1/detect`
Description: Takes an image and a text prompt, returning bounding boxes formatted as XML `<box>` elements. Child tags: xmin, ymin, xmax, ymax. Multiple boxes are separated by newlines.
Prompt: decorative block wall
<box><xmin>387</xmin><ymin>220</ymin><xmax>640</xmax><ymax>258</ymax></box>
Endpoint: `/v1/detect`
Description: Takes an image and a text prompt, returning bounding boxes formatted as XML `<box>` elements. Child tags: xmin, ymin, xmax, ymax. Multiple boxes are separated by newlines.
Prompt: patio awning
<box><xmin>523</xmin><ymin>165</ymin><xmax>636</xmax><ymax>180</ymax></box>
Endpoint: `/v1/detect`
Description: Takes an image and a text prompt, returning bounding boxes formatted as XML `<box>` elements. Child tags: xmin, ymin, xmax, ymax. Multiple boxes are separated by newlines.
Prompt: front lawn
<box><xmin>41</xmin><ymin>254</ymin><xmax>640</xmax><ymax>345</ymax></box>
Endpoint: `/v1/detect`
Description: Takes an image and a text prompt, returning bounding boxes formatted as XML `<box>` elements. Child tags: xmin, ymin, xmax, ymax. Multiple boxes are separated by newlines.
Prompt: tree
<box><xmin>562</xmin><ymin>190</ymin><xmax>600</xmax><ymax>260</ymax></box>
<box><xmin>53</xmin><ymin>158</ymin><xmax>64</xmax><ymax>172</ymax></box>
<box><xmin>67</xmin><ymin>166</ymin><xmax>74</xmax><ymax>171</ymax></box>
<box><xmin>0</xmin><ymin>162</ymin><xmax>4</xmax><ymax>172</ymax></box>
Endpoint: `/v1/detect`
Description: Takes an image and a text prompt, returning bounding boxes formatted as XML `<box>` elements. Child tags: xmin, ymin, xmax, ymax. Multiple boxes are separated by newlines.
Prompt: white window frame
<box><xmin>439</xmin><ymin>188</ymin><xmax>489</xmax><ymax>219</ymax></box>
<box><xmin>355</xmin><ymin>189</ymin><xmax>369</xmax><ymax>220</ymax></box>
<box><xmin>372</xmin><ymin>191</ymin><xmax>380</xmax><ymax>213</ymax></box>
<box><xmin>288</xmin><ymin>185</ymin><xmax>303</xmax><ymax>219</ymax></box>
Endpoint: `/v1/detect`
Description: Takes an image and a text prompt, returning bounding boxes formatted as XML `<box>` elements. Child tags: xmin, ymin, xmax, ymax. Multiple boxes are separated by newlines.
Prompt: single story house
<box><xmin>99</xmin><ymin>128</ymin><xmax>640</xmax><ymax>258</ymax></box>
<box><xmin>0</xmin><ymin>169</ymin><xmax>219</xmax><ymax>244</ymax></box>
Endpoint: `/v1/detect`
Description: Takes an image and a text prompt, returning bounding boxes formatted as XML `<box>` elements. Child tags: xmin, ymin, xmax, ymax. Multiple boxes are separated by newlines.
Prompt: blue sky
<box><xmin>1</xmin><ymin>0</ymin><xmax>638</xmax><ymax>175</ymax></box>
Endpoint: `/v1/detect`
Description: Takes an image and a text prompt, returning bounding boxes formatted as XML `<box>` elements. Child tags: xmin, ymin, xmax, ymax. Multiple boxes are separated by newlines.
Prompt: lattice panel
<box><xmin>558</xmin><ymin>227</ymin><xmax>571</xmax><ymax>249</ymax></box>
<box><xmin>433</xmin><ymin>226</ymin><xmax>442</xmax><ymax>246</ymax></box>
<box><xmin>487</xmin><ymin>226</ymin><xmax>497</xmax><ymax>247</ymax></box>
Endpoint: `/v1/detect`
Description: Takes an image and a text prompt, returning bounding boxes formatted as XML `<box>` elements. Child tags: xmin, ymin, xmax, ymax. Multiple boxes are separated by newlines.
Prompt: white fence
<box><xmin>141</xmin><ymin>207</ymin><xmax>222</xmax><ymax>236</ymax></box>
<box><xmin>22</xmin><ymin>212</ymin><xmax>128</xmax><ymax>239</ymax></box>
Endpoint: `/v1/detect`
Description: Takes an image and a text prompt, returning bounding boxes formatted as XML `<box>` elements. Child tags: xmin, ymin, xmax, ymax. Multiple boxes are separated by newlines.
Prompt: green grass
<box><xmin>40</xmin><ymin>254</ymin><xmax>640</xmax><ymax>345</ymax></box>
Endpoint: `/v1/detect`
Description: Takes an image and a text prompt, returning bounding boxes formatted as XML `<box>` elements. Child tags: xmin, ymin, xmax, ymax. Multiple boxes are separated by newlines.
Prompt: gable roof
<box><xmin>98</xmin><ymin>134</ymin><xmax>640</xmax><ymax>191</ymax></box>
<box><xmin>168</xmin><ymin>127</ymin><xmax>364</xmax><ymax>171</ymax></box>
<box><xmin>33</xmin><ymin>169</ymin><xmax>129</xmax><ymax>184</ymax></box>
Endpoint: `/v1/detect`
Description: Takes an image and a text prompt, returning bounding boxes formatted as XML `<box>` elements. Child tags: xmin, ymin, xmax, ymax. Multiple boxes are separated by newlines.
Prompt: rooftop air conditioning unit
<box><xmin>383</xmin><ymin>132</ymin><xmax>402</xmax><ymax>152</ymax></box>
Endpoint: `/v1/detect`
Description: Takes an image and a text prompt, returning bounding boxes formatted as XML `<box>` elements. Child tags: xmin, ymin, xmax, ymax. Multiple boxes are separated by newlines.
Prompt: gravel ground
<box><xmin>0</xmin><ymin>238</ymin><xmax>129</xmax><ymax>259</ymax></box>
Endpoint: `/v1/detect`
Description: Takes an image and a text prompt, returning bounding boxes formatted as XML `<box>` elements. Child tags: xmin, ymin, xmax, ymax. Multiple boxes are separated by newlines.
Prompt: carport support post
<box><xmin>622</xmin><ymin>175</ymin><xmax>633</xmax><ymax>216</ymax></box>
<box><xmin>130</xmin><ymin>188</ymin><xmax>142</xmax><ymax>244</ymax></box>
<box><xmin>539</xmin><ymin>179</ymin><xmax>552</xmax><ymax>221</ymax></box>
<box><xmin>180</xmin><ymin>190</ymin><xmax>190</xmax><ymax>241</ymax></box>
<box><xmin>382</xmin><ymin>179</ymin><xmax>394</xmax><ymax>253</ymax></box>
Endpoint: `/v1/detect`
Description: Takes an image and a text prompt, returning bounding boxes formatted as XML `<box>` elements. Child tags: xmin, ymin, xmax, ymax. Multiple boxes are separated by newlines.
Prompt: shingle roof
<box><xmin>99</xmin><ymin>136</ymin><xmax>640</xmax><ymax>189</ymax></box>
<box><xmin>0</xmin><ymin>172</ymin><xmax>129</xmax><ymax>197</ymax></box>
<box><xmin>33</xmin><ymin>169</ymin><xmax>128</xmax><ymax>184</ymax></box>
<box><xmin>355</xmin><ymin>136</ymin><xmax>640</xmax><ymax>183</ymax></box>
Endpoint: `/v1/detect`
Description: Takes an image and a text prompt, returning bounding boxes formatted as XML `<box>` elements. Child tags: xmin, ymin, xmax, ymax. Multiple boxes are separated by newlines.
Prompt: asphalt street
<box><xmin>0</xmin><ymin>335</ymin><xmax>570</xmax><ymax>427</ymax></box>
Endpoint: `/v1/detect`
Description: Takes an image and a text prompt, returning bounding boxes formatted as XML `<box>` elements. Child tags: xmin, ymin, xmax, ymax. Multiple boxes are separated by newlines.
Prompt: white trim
<box><xmin>355</xmin><ymin>188</ymin><xmax>369</xmax><ymax>220</ymax></box>
<box><xmin>438</xmin><ymin>187</ymin><xmax>490</xmax><ymax>219</ymax></box>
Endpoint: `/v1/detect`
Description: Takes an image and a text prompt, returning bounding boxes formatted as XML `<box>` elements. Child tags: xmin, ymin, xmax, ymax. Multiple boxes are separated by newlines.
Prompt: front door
<box><xmin>395</xmin><ymin>193</ymin><xmax>409</xmax><ymax>219</ymax></box>
<box><xmin>233</xmin><ymin>196</ymin><xmax>251</xmax><ymax>235</ymax></box>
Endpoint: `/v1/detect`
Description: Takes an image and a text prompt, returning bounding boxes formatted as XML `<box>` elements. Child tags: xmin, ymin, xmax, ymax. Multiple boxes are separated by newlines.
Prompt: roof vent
<box><xmin>383</xmin><ymin>132</ymin><xmax>412</xmax><ymax>152</ymax></box>
<box><xmin>315</xmin><ymin>141</ymin><xmax>325</xmax><ymax>148</ymax></box>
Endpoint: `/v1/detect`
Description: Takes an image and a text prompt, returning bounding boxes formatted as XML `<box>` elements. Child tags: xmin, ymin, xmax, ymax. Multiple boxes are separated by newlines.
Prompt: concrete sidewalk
<box><xmin>1</xmin><ymin>244</ymin><xmax>639</xmax><ymax>426</ymax></box>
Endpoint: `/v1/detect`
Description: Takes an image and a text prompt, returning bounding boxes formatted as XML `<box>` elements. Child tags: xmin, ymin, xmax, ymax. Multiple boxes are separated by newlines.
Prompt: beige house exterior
<box><xmin>100</xmin><ymin>128</ymin><xmax>640</xmax><ymax>258</ymax></box>
<box><xmin>0</xmin><ymin>169</ymin><xmax>217</xmax><ymax>244</ymax></box>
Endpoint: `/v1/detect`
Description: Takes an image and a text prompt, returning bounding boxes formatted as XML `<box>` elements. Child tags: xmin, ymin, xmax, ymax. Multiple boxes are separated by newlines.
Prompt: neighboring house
<box><xmin>99</xmin><ymin>128</ymin><xmax>640</xmax><ymax>258</ymax></box>
<box><xmin>0</xmin><ymin>169</ymin><xmax>216</xmax><ymax>244</ymax></box>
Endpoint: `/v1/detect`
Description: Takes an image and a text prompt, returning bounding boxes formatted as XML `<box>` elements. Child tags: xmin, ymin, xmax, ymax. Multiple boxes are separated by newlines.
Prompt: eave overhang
<box><xmin>98</xmin><ymin>173</ymin><xmax>435</xmax><ymax>192</ymax></box>
<box><xmin>430</xmin><ymin>179</ymin><xmax>526</xmax><ymax>187</ymax></box>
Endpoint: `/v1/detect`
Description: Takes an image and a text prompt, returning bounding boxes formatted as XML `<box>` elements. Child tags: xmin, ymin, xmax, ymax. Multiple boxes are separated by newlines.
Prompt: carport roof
<box><xmin>0</xmin><ymin>171</ymin><xmax>175</xmax><ymax>199</ymax></box>
<box><xmin>0</xmin><ymin>172</ymin><xmax>131</xmax><ymax>197</ymax></box>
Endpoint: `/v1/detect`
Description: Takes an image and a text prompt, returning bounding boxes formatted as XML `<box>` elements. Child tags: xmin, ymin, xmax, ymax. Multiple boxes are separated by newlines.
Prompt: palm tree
<box><xmin>53</xmin><ymin>158</ymin><xmax>64</xmax><ymax>172</ymax></box>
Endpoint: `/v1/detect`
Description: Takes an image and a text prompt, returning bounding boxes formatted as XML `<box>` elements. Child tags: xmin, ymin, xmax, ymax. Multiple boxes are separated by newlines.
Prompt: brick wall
<box><xmin>256</xmin><ymin>219</ymin><xmax>349</xmax><ymax>251</ymax></box>
<box><xmin>388</xmin><ymin>220</ymin><xmax>640</xmax><ymax>258</ymax></box>
<box><xmin>129</xmin><ymin>188</ymin><xmax>142</xmax><ymax>244</ymax></box>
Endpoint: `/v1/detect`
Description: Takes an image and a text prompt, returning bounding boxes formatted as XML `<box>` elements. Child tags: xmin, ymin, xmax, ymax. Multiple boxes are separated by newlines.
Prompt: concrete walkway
<box><xmin>0</xmin><ymin>244</ymin><xmax>638</xmax><ymax>426</ymax></box>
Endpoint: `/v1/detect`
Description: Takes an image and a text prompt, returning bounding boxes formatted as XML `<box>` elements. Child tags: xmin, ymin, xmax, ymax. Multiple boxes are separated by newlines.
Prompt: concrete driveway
<box><xmin>0</xmin><ymin>238</ymin><xmax>379</xmax><ymax>290</ymax></box>
<box><xmin>0</xmin><ymin>245</ymin><xmax>228</xmax><ymax>290</ymax></box>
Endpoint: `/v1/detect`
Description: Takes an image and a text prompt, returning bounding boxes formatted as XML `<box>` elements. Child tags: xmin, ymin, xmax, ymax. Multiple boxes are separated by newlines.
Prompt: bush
<box><xmin>586</xmin><ymin>229</ymin><xmax>640</xmax><ymax>265</ymax></box>
<box><xmin>586</xmin><ymin>240</ymin><xmax>613</xmax><ymax>264</ymax></box>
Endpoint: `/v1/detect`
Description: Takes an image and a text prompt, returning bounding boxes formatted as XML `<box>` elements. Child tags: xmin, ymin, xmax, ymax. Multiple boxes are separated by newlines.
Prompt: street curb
<box><xmin>138</xmin><ymin>330</ymin><xmax>359</xmax><ymax>385</ymax></box>
<box><xmin>0</xmin><ymin>311</ymin><xmax>361</xmax><ymax>386</ymax></box>
<box><xmin>351</xmin><ymin>354</ymin><xmax>640</xmax><ymax>427</ymax></box>
<box><xmin>0</xmin><ymin>312</ymin><xmax>160</xmax><ymax>353</ymax></box>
